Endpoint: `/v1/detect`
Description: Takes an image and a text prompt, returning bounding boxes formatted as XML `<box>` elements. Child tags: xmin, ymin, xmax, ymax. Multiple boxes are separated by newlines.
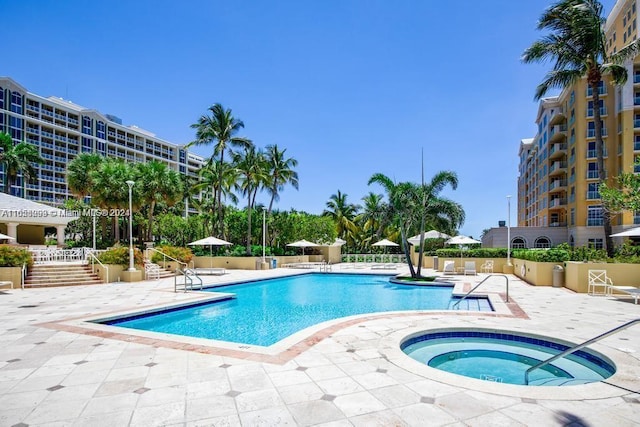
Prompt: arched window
<box><xmin>534</xmin><ymin>236</ymin><xmax>551</xmax><ymax>248</ymax></box>
<box><xmin>511</xmin><ymin>237</ymin><xmax>526</xmax><ymax>249</ymax></box>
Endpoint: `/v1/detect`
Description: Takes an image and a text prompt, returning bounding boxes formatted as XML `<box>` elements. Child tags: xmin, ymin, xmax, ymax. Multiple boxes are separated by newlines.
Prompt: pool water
<box><xmin>402</xmin><ymin>332</ymin><xmax>615</xmax><ymax>386</ymax></box>
<box><xmin>103</xmin><ymin>273</ymin><xmax>492</xmax><ymax>346</ymax></box>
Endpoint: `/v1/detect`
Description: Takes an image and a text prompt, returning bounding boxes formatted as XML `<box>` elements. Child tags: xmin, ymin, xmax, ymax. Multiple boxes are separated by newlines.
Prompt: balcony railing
<box><xmin>635</xmin><ymin>120</ymin><xmax>640</xmax><ymax>128</ymax></box>
<box><xmin>634</xmin><ymin>141</ymin><xmax>640</xmax><ymax>150</ymax></box>
<box><xmin>634</xmin><ymin>214</ymin><xmax>640</xmax><ymax>224</ymax></box>
<box><xmin>587</xmin><ymin>170</ymin><xmax>599</xmax><ymax>179</ymax></box>
<box><xmin>587</xmin><ymin>128</ymin><xmax>608</xmax><ymax>138</ymax></box>
<box><xmin>549</xmin><ymin>221</ymin><xmax>567</xmax><ymax>227</ymax></box>
<box><xmin>586</xmin><ymin>191</ymin><xmax>601</xmax><ymax>200</ymax></box>
<box><xmin>550</xmin><ymin>161</ymin><xmax>568</xmax><ymax>173</ymax></box>
<box><xmin>586</xmin><ymin>107</ymin><xmax>608</xmax><ymax>117</ymax></box>
<box><xmin>587</xmin><ymin>86</ymin><xmax>607</xmax><ymax>96</ymax></box>
<box><xmin>549</xmin><ymin>198</ymin><xmax>567</xmax><ymax>208</ymax></box>
<box><xmin>635</xmin><ymin>73</ymin><xmax>640</xmax><ymax>83</ymax></box>
<box><xmin>587</xmin><ymin>148</ymin><xmax>608</xmax><ymax>158</ymax></box>
<box><xmin>587</xmin><ymin>219</ymin><xmax>604</xmax><ymax>226</ymax></box>
<box><xmin>550</xmin><ymin>179</ymin><xmax>567</xmax><ymax>190</ymax></box>
<box><xmin>550</xmin><ymin>143</ymin><xmax>567</xmax><ymax>156</ymax></box>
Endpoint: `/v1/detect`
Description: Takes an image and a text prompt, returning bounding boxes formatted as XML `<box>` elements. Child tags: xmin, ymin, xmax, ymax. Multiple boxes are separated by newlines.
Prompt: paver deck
<box><xmin>1</xmin><ymin>266</ymin><xmax>638</xmax><ymax>426</ymax></box>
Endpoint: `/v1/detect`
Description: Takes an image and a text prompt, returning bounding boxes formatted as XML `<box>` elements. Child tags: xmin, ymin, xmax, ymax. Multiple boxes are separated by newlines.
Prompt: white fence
<box><xmin>341</xmin><ymin>253</ymin><xmax>406</xmax><ymax>264</ymax></box>
<box><xmin>29</xmin><ymin>247</ymin><xmax>105</xmax><ymax>264</ymax></box>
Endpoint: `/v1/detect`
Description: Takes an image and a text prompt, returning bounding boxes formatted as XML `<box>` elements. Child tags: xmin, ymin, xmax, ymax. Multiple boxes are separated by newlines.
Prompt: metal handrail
<box><xmin>87</xmin><ymin>252</ymin><xmax>109</xmax><ymax>284</ymax></box>
<box><xmin>174</xmin><ymin>268</ymin><xmax>203</xmax><ymax>292</ymax></box>
<box><xmin>452</xmin><ymin>274</ymin><xmax>509</xmax><ymax>309</ymax></box>
<box><xmin>21</xmin><ymin>263</ymin><xmax>27</xmax><ymax>290</ymax></box>
<box><xmin>146</xmin><ymin>247</ymin><xmax>189</xmax><ymax>270</ymax></box>
<box><xmin>525</xmin><ymin>318</ymin><xmax>640</xmax><ymax>385</ymax></box>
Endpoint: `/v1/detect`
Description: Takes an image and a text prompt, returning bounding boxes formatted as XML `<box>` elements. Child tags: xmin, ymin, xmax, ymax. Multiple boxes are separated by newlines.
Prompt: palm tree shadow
<box><xmin>554</xmin><ymin>410</ymin><xmax>593</xmax><ymax>426</ymax></box>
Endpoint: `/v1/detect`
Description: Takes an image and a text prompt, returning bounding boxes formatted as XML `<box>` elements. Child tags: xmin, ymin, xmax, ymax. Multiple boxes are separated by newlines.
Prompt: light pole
<box><xmin>262</xmin><ymin>208</ymin><xmax>266</xmax><ymax>263</ymax></box>
<box><xmin>507</xmin><ymin>195</ymin><xmax>512</xmax><ymax>266</ymax></box>
<box><xmin>126</xmin><ymin>180</ymin><xmax>135</xmax><ymax>272</ymax></box>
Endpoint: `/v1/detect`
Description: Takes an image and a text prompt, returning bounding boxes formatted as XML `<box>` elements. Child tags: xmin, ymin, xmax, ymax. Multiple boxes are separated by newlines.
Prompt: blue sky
<box><xmin>2</xmin><ymin>0</ymin><xmax>617</xmax><ymax>238</ymax></box>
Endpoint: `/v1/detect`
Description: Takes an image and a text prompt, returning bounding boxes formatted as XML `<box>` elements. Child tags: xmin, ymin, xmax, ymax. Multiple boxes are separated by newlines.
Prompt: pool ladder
<box><xmin>175</xmin><ymin>268</ymin><xmax>203</xmax><ymax>292</ymax></box>
<box><xmin>524</xmin><ymin>318</ymin><xmax>640</xmax><ymax>385</ymax></box>
<box><xmin>451</xmin><ymin>274</ymin><xmax>509</xmax><ymax>309</ymax></box>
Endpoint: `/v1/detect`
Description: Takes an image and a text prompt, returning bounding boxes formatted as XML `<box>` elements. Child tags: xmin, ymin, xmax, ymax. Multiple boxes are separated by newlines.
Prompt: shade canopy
<box><xmin>331</xmin><ymin>238</ymin><xmax>347</xmax><ymax>246</ymax></box>
<box><xmin>610</xmin><ymin>227</ymin><xmax>640</xmax><ymax>237</ymax></box>
<box><xmin>372</xmin><ymin>238</ymin><xmax>399</xmax><ymax>247</ymax></box>
<box><xmin>0</xmin><ymin>233</ymin><xmax>15</xmax><ymax>240</ymax></box>
<box><xmin>287</xmin><ymin>239</ymin><xmax>318</xmax><ymax>248</ymax></box>
<box><xmin>188</xmin><ymin>236</ymin><xmax>232</xmax><ymax>246</ymax></box>
<box><xmin>408</xmin><ymin>230</ymin><xmax>451</xmax><ymax>245</ymax></box>
<box><xmin>446</xmin><ymin>235</ymin><xmax>481</xmax><ymax>245</ymax></box>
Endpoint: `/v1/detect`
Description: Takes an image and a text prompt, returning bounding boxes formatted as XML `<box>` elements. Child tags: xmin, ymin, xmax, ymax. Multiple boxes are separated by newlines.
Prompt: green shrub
<box><xmin>98</xmin><ymin>247</ymin><xmax>144</xmax><ymax>267</ymax></box>
<box><xmin>434</xmin><ymin>248</ymin><xmax>508</xmax><ymax>258</ymax></box>
<box><xmin>0</xmin><ymin>245</ymin><xmax>33</xmax><ymax>267</ymax></box>
<box><xmin>151</xmin><ymin>245</ymin><xmax>194</xmax><ymax>264</ymax></box>
<box><xmin>512</xmin><ymin>248</ymin><xmax>570</xmax><ymax>262</ymax></box>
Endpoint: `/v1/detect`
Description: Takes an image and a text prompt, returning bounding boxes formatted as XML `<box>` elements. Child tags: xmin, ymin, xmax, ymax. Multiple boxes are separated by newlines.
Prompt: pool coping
<box><xmin>38</xmin><ymin>282</ymin><xmax>528</xmax><ymax>364</ymax></box>
<box><xmin>379</xmin><ymin>325</ymin><xmax>640</xmax><ymax>400</ymax></box>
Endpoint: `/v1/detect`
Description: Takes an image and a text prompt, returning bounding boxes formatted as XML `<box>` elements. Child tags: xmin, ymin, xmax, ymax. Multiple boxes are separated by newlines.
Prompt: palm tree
<box><xmin>135</xmin><ymin>161</ymin><xmax>183</xmax><ymax>241</ymax></box>
<box><xmin>188</xmin><ymin>104</ymin><xmax>252</xmax><ymax>235</ymax></box>
<box><xmin>322</xmin><ymin>190</ymin><xmax>361</xmax><ymax>247</ymax></box>
<box><xmin>0</xmin><ymin>132</ymin><xmax>44</xmax><ymax>195</ymax></box>
<box><xmin>264</xmin><ymin>144</ymin><xmax>299</xmax><ymax>214</ymax></box>
<box><xmin>67</xmin><ymin>153</ymin><xmax>104</xmax><ymax>200</ymax></box>
<box><xmin>357</xmin><ymin>192</ymin><xmax>386</xmax><ymax>245</ymax></box>
<box><xmin>233</xmin><ymin>146</ymin><xmax>269</xmax><ymax>255</ymax></box>
<box><xmin>193</xmin><ymin>159</ymin><xmax>240</xmax><ymax>232</ymax></box>
<box><xmin>90</xmin><ymin>159</ymin><xmax>136</xmax><ymax>242</ymax></box>
<box><xmin>522</xmin><ymin>0</ymin><xmax>639</xmax><ymax>257</ymax></box>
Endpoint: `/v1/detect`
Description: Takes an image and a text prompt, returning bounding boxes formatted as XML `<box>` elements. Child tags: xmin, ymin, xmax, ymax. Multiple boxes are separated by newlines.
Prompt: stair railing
<box><xmin>174</xmin><ymin>268</ymin><xmax>203</xmax><ymax>292</ymax></box>
<box><xmin>451</xmin><ymin>274</ymin><xmax>509</xmax><ymax>309</ymax></box>
<box><xmin>525</xmin><ymin>318</ymin><xmax>640</xmax><ymax>385</ymax></box>
<box><xmin>145</xmin><ymin>248</ymin><xmax>189</xmax><ymax>272</ymax></box>
<box><xmin>21</xmin><ymin>263</ymin><xmax>27</xmax><ymax>290</ymax></box>
<box><xmin>87</xmin><ymin>252</ymin><xmax>109</xmax><ymax>284</ymax></box>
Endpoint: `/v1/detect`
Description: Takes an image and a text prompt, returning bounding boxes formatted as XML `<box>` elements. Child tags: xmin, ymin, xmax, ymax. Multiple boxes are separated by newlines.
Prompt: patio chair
<box><xmin>606</xmin><ymin>284</ymin><xmax>640</xmax><ymax>304</ymax></box>
<box><xmin>464</xmin><ymin>261</ymin><xmax>477</xmax><ymax>275</ymax></box>
<box><xmin>587</xmin><ymin>270</ymin><xmax>612</xmax><ymax>296</ymax></box>
<box><xmin>442</xmin><ymin>260</ymin><xmax>456</xmax><ymax>275</ymax></box>
<box><xmin>480</xmin><ymin>260</ymin><xmax>494</xmax><ymax>273</ymax></box>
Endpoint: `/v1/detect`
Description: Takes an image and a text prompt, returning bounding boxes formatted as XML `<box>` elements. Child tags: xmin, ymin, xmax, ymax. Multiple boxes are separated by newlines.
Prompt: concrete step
<box><xmin>26</xmin><ymin>264</ymin><xmax>103</xmax><ymax>288</ymax></box>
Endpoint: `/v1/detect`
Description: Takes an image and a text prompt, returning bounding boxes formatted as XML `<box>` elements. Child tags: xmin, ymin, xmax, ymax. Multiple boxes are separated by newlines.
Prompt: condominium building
<box><xmin>484</xmin><ymin>0</ymin><xmax>640</xmax><ymax>249</ymax></box>
<box><xmin>0</xmin><ymin>77</ymin><xmax>205</xmax><ymax>205</ymax></box>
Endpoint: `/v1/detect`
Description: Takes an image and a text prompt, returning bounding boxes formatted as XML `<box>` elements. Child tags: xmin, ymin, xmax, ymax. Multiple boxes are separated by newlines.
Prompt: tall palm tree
<box><xmin>188</xmin><ymin>104</ymin><xmax>252</xmax><ymax>235</ymax></box>
<box><xmin>357</xmin><ymin>192</ymin><xmax>386</xmax><ymax>245</ymax></box>
<box><xmin>233</xmin><ymin>146</ymin><xmax>269</xmax><ymax>255</ymax></box>
<box><xmin>135</xmin><ymin>161</ymin><xmax>183</xmax><ymax>241</ymax></box>
<box><xmin>522</xmin><ymin>0</ymin><xmax>639</xmax><ymax>257</ymax></box>
<box><xmin>322</xmin><ymin>190</ymin><xmax>361</xmax><ymax>247</ymax></box>
<box><xmin>0</xmin><ymin>132</ymin><xmax>44</xmax><ymax>195</ymax></box>
<box><xmin>66</xmin><ymin>153</ymin><xmax>104</xmax><ymax>200</ymax></box>
<box><xmin>90</xmin><ymin>159</ymin><xmax>136</xmax><ymax>242</ymax></box>
<box><xmin>193</xmin><ymin>159</ymin><xmax>240</xmax><ymax>232</ymax></box>
<box><xmin>264</xmin><ymin>144</ymin><xmax>299</xmax><ymax>214</ymax></box>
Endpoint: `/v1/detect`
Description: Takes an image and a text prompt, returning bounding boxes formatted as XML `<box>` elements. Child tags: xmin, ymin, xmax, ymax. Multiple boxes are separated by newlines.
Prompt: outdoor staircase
<box><xmin>24</xmin><ymin>264</ymin><xmax>104</xmax><ymax>288</ymax></box>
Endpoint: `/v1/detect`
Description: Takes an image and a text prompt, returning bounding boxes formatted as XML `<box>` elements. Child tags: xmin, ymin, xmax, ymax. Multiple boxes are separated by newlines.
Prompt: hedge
<box><xmin>98</xmin><ymin>247</ymin><xmax>144</xmax><ymax>267</ymax></box>
<box><xmin>0</xmin><ymin>245</ymin><xmax>33</xmax><ymax>267</ymax></box>
<box><xmin>151</xmin><ymin>245</ymin><xmax>194</xmax><ymax>264</ymax></box>
<box><xmin>433</xmin><ymin>248</ymin><xmax>508</xmax><ymax>258</ymax></box>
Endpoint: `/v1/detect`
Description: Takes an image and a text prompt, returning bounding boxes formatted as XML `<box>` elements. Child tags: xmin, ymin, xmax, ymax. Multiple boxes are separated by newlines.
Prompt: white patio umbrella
<box><xmin>287</xmin><ymin>239</ymin><xmax>318</xmax><ymax>255</ymax></box>
<box><xmin>445</xmin><ymin>235</ymin><xmax>481</xmax><ymax>267</ymax></box>
<box><xmin>408</xmin><ymin>230</ymin><xmax>451</xmax><ymax>245</ymax></box>
<box><xmin>610</xmin><ymin>227</ymin><xmax>640</xmax><ymax>237</ymax></box>
<box><xmin>331</xmin><ymin>238</ymin><xmax>347</xmax><ymax>246</ymax></box>
<box><xmin>372</xmin><ymin>238</ymin><xmax>399</xmax><ymax>262</ymax></box>
<box><xmin>0</xmin><ymin>233</ymin><xmax>15</xmax><ymax>241</ymax></box>
<box><xmin>188</xmin><ymin>236</ymin><xmax>233</xmax><ymax>267</ymax></box>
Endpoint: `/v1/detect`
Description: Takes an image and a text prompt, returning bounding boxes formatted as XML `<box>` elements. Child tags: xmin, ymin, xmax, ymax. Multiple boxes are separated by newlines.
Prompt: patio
<box><xmin>0</xmin><ymin>266</ymin><xmax>638</xmax><ymax>426</ymax></box>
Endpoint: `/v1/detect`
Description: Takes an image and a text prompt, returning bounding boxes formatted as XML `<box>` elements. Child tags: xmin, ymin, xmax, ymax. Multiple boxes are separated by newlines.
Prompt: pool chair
<box><xmin>587</xmin><ymin>270</ymin><xmax>613</xmax><ymax>296</ymax></box>
<box><xmin>464</xmin><ymin>261</ymin><xmax>477</xmax><ymax>275</ymax></box>
<box><xmin>480</xmin><ymin>260</ymin><xmax>494</xmax><ymax>273</ymax></box>
<box><xmin>442</xmin><ymin>260</ymin><xmax>456</xmax><ymax>275</ymax></box>
<box><xmin>606</xmin><ymin>284</ymin><xmax>640</xmax><ymax>304</ymax></box>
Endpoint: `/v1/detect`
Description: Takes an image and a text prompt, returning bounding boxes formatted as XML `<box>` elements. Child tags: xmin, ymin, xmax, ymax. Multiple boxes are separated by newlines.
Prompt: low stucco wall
<box><xmin>565</xmin><ymin>261</ymin><xmax>640</xmax><ymax>293</ymax></box>
<box><xmin>94</xmin><ymin>264</ymin><xmax>124</xmax><ymax>283</ymax></box>
<box><xmin>194</xmin><ymin>255</ymin><xmax>327</xmax><ymax>270</ymax></box>
<box><xmin>512</xmin><ymin>259</ymin><xmax>561</xmax><ymax>286</ymax></box>
<box><xmin>0</xmin><ymin>266</ymin><xmax>22</xmax><ymax>288</ymax></box>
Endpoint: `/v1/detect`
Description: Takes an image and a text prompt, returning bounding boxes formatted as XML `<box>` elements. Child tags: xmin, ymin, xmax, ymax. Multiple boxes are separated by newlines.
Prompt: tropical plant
<box><xmin>0</xmin><ymin>132</ymin><xmax>44</xmax><ymax>195</ymax></box>
<box><xmin>97</xmin><ymin>246</ymin><xmax>144</xmax><ymax>267</ymax></box>
<box><xmin>188</xmin><ymin>104</ymin><xmax>252</xmax><ymax>236</ymax></box>
<box><xmin>357</xmin><ymin>192</ymin><xmax>386</xmax><ymax>246</ymax></box>
<box><xmin>264</xmin><ymin>144</ymin><xmax>299</xmax><ymax>214</ymax></box>
<box><xmin>522</xmin><ymin>0</ymin><xmax>640</xmax><ymax>257</ymax></box>
<box><xmin>599</xmin><ymin>159</ymin><xmax>640</xmax><ymax>216</ymax></box>
<box><xmin>134</xmin><ymin>161</ymin><xmax>183</xmax><ymax>242</ymax></box>
<box><xmin>66</xmin><ymin>153</ymin><xmax>104</xmax><ymax>200</ymax></box>
<box><xmin>150</xmin><ymin>245</ymin><xmax>193</xmax><ymax>264</ymax></box>
<box><xmin>0</xmin><ymin>245</ymin><xmax>33</xmax><ymax>267</ymax></box>
<box><xmin>322</xmin><ymin>190</ymin><xmax>361</xmax><ymax>248</ymax></box>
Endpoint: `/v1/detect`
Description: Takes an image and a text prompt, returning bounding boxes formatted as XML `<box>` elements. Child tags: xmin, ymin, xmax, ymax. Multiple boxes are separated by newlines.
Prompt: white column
<box><xmin>6</xmin><ymin>222</ymin><xmax>19</xmax><ymax>244</ymax></box>
<box><xmin>56</xmin><ymin>225</ymin><xmax>66</xmax><ymax>246</ymax></box>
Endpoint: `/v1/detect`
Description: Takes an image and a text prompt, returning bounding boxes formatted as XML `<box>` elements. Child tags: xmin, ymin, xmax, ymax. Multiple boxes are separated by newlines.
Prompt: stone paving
<box><xmin>0</xmin><ymin>266</ymin><xmax>639</xmax><ymax>426</ymax></box>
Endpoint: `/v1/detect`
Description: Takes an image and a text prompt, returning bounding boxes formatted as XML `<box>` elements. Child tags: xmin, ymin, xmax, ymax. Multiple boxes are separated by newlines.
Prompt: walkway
<box><xmin>0</xmin><ymin>266</ymin><xmax>638</xmax><ymax>426</ymax></box>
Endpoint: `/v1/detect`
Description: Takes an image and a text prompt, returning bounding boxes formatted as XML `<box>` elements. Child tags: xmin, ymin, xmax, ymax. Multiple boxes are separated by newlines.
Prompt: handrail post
<box><xmin>524</xmin><ymin>318</ymin><xmax>640</xmax><ymax>385</ymax></box>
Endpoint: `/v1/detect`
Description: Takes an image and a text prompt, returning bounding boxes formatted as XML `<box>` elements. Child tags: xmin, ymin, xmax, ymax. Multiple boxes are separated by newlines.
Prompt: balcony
<box><xmin>587</xmin><ymin>148</ymin><xmax>608</xmax><ymax>158</ymax></box>
<box><xmin>549</xmin><ymin>161</ymin><xmax>568</xmax><ymax>176</ymax></box>
<box><xmin>635</xmin><ymin>120</ymin><xmax>640</xmax><ymax>128</ymax></box>
<box><xmin>586</xmin><ymin>190</ymin><xmax>601</xmax><ymax>200</ymax></box>
<box><xmin>549</xmin><ymin>179</ymin><xmax>567</xmax><ymax>192</ymax></box>
<box><xmin>549</xmin><ymin>221</ymin><xmax>567</xmax><ymax>227</ymax></box>
<box><xmin>549</xmin><ymin>109</ymin><xmax>566</xmax><ymax>126</ymax></box>
<box><xmin>41</xmin><ymin>109</ymin><xmax>54</xmax><ymax>117</ymax></box>
<box><xmin>549</xmin><ymin>198</ymin><xmax>567</xmax><ymax>209</ymax></box>
<box><xmin>549</xmin><ymin>124</ymin><xmax>567</xmax><ymax>143</ymax></box>
<box><xmin>586</xmin><ymin>107</ymin><xmax>608</xmax><ymax>117</ymax></box>
<box><xmin>549</xmin><ymin>143</ymin><xmax>567</xmax><ymax>159</ymax></box>
<box><xmin>586</xmin><ymin>85</ymin><xmax>607</xmax><ymax>97</ymax></box>
<box><xmin>587</xmin><ymin>170</ymin><xmax>600</xmax><ymax>179</ymax></box>
<box><xmin>587</xmin><ymin>128</ymin><xmax>608</xmax><ymax>138</ymax></box>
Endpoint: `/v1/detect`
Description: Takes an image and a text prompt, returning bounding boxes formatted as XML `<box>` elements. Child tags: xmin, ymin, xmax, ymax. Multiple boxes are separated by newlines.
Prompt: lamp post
<box><xmin>262</xmin><ymin>208</ymin><xmax>266</xmax><ymax>263</ymax></box>
<box><xmin>126</xmin><ymin>180</ymin><xmax>135</xmax><ymax>272</ymax></box>
<box><xmin>507</xmin><ymin>195</ymin><xmax>512</xmax><ymax>266</ymax></box>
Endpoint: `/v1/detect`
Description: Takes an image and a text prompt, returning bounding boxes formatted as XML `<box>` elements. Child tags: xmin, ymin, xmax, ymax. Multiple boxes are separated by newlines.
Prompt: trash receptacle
<box><xmin>553</xmin><ymin>265</ymin><xmax>564</xmax><ymax>287</ymax></box>
<box><xmin>272</xmin><ymin>258</ymin><xmax>277</xmax><ymax>269</ymax></box>
<box><xmin>433</xmin><ymin>256</ymin><xmax>439</xmax><ymax>271</ymax></box>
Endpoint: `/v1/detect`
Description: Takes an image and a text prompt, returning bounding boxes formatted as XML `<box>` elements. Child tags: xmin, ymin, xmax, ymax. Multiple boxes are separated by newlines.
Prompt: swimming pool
<box><xmin>102</xmin><ymin>273</ymin><xmax>492</xmax><ymax>346</ymax></box>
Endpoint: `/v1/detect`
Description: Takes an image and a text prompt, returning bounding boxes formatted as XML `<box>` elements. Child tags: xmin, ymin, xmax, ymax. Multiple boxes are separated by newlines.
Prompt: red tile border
<box><xmin>38</xmin><ymin>292</ymin><xmax>527</xmax><ymax>364</ymax></box>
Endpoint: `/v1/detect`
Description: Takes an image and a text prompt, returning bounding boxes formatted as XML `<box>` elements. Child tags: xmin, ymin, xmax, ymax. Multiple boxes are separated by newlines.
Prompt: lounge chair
<box><xmin>607</xmin><ymin>285</ymin><xmax>640</xmax><ymax>304</ymax></box>
<box><xmin>371</xmin><ymin>263</ymin><xmax>397</xmax><ymax>270</ymax></box>
<box><xmin>587</xmin><ymin>270</ymin><xmax>612</xmax><ymax>296</ymax></box>
<box><xmin>480</xmin><ymin>260</ymin><xmax>494</xmax><ymax>273</ymax></box>
<box><xmin>442</xmin><ymin>260</ymin><xmax>456</xmax><ymax>275</ymax></box>
<box><xmin>194</xmin><ymin>267</ymin><xmax>226</xmax><ymax>275</ymax></box>
<box><xmin>464</xmin><ymin>261</ymin><xmax>477</xmax><ymax>275</ymax></box>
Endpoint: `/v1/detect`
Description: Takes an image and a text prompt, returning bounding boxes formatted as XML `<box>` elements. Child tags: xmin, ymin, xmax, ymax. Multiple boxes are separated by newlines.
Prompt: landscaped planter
<box><xmin>564</xmin><ymin>261</ymin><xmax>640</xmax><ymax>293</ymax></box>
<box><xmin>93</xmin><ymin>264</ymin><xmax>125</xmax><ymax>283</ymax></box>
<box><xmin>0</xmin><ymin>266</ymin><xmax>22</xmax><ymax>288</ymax></box>
<box><xmin>512</xmin><ymin>259</ymin><xmax>562</xmax><ymax>286</ymax></box>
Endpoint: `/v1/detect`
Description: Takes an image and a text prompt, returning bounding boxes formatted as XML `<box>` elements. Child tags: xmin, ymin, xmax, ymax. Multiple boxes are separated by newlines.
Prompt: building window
<box><xmin>570</xmin><ymin>207</ymin><xmax>575</xmax><ymax>225</ymax></box>
<box><xmin>587</xmin><ymin>182</ymin><xmax>600</xmax><ymax>200</ymax></box>
<box><xmin>634</xmin><ymin>210</ymin><xmax>640</xmax><ymax>224</ymax></box>
<box><xmin>534</xmin><ymin>237</ymin><xmax>551</xmax><ymax>248</ymax></box>
<box><xmin>587</xmin><ymin>162</ymin><xmax>598</xmax><ymax>179</ymax></box>
<box><xmin>82</xmin><ymin>117</ymin><xmax>92</xmax><ymax>135</ymax></box>
<box><xmin>588</xmin><ymin>238</ymin><xmax>604</xmax><ymax>249</ymax></box>
<box><xmin>512</xmin><ymin>237</ymin><xmax>526</xmax><ymax>249</ymax></box>
<box><xmin>10</xmin><ymin>91</ymin><xmax>22</xmax><ymax>114</ymax></box>
<box><xmin>0</xmin><ymin>86</ymin><xmax>4</xmax><ymax>110</ymax></box>
<box><xmin>587</xmin><ymin>205</ymin><xmax>604</xmax><ymax>226</ymax></box>
<box><xmin>96</xmin><ymin>121</ymin><xmax>106</xmax><ymax>139</ymax></box>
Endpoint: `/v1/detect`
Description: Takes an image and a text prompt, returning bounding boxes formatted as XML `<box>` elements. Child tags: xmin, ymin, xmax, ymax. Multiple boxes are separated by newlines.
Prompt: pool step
<box><xmin>449</xmin><ymin>297</ymin><xmax>491</xmax><ymax>311</ymax></box>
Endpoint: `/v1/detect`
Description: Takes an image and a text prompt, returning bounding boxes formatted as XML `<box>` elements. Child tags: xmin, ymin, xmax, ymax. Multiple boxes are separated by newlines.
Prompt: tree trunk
<box><xmin>592</xmin><ymin>80</ymin><xmax>614</xmax><ymax>257</ymax></box>
<box><xmin>113</xmin><ymin>215</ymin><xmax>120</xmax><ymax>243</ymax></box>
<box><xmin>400</xmin><ymin>223</ymin><xmax>417</xmax><ymax>278</ymax></box>
<box><xmin>147</xmin><ymin>201</ymin><xmax>156</xmax><ymax>242</ymax></box>
<box><xmin>217</xmin><ymin>152</ymin><xmax>225</xmax><ymax>237</ymax></box>
<box><xmin>246</xmin><ymin>196</ymin><xmax>252</xmax><ymax>256</ymax></box>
